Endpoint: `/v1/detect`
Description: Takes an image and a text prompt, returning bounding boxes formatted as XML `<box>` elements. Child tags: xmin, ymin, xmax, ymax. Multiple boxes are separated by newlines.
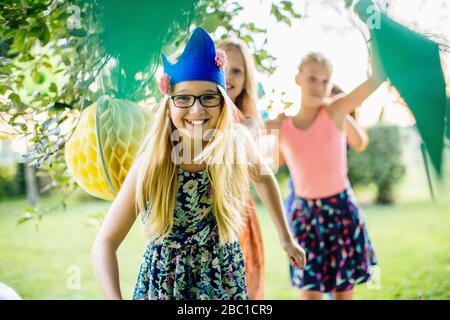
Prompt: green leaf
<box><xmin>31</xmin><ymin>69</ymin><xmax>45</xmax><ymax>84</ymax></box>
<box><xmin>62</xmin><ymin>55</ymin><xmax>71</xmax><ymax>66</ymax></box>
<box><xmin>8</xmin><ymin>92</ymin><xmax>22</xmax><ymax>105</ymax></box>
<box><xmin>18</xmin><ymin>53</ymin><xmax>33</xmax><ymax>62</ymax></box>
<box><xmin>42</xmin><ymin>61</ymin><xmax>52</xmax><ymax>69</ymax></box>
<box><xmin>49</xmin><ymin>82</ymin><xmax>58</xmax><ymax>93</ymax></box>
<box><xmin>40</xmin><ymin>24</ymin><xmax>51</xmax><ymax>45</ymax></box>
<box><xmin>49</xmin><ymin>102</ymin><xmax>72</xmax><ymax>111</ymax></box>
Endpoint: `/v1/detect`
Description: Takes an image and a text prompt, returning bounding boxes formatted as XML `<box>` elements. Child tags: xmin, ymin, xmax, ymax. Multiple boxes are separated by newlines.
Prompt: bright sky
<box><xmin>230</xmin><ymin>0</ymin><xmax>450</xmax><ymax>127</ymax></box>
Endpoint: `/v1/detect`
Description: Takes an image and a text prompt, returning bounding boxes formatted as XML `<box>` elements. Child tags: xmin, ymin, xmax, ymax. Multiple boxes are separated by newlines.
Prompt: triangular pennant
<box><xmin>355</xmin><ymin>0</ymin><xmax>446</xmax><ymax>174</ymax></box>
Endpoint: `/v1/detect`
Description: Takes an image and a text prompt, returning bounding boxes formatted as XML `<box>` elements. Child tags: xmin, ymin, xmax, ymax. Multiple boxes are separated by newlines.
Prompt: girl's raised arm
<box><xmin>331</xmin><ymin>75</ymin><xmax>384</xmax><ymax>115</ymax></box>
<box><xmin>91</xmin><ymin>156</ymin><xmax>142</xmax><ymax>299</ymax></box>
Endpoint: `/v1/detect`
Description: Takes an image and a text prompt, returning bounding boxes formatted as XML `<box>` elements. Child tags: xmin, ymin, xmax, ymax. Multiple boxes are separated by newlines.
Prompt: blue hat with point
<box><xmin>161</xmin><ymin>27</ymin><xmax>227</xmax><ymax>91</ymax></box>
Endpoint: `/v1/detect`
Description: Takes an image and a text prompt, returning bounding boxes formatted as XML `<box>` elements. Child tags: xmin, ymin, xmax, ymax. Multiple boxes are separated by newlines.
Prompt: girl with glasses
<box><xmin>91</xmin><ymin>27</ymin><xmax>306</xmax><ymax>300</ymax></box>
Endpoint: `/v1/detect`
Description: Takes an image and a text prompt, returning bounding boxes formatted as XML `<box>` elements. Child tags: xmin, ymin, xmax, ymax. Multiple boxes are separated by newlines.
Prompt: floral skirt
<box><xmin>288</xmin><ymin>188</ymin><xmax>377</xmax><ymax>292</ymax></box>
<box><xmin>132</xmin><ymin>238</ymin><xmax>248</xmax><ymax>300</ymax></box>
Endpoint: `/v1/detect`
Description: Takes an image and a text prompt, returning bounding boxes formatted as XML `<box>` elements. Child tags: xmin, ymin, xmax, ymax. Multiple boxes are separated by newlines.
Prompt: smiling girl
<box><xmin>91</xmin><ymin>27</ymin><xmax>306</xmax><ymax>300</ymax></box>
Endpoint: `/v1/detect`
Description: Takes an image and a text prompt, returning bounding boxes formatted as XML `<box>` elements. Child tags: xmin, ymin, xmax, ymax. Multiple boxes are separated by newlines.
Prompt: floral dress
<box><xmin>288</xmin><ymin>188</ymin><xmax>377</xmax><ymax>292</ymax></box>
<box><xmin>133</xmin><ymin>167</ymin><xmax>248</xmax><ymax>300</ymax></box>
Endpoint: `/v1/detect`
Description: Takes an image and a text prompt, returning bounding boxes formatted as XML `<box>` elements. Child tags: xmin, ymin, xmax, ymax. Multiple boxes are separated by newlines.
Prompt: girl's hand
<box><xmin>282</xmin><ymin>238</ymin><xmax>307</xmax><ymax>269</ymax></box>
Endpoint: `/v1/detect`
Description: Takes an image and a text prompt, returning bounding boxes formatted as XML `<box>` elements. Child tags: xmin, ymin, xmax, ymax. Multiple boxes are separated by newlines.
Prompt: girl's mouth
<box><xmin>185</xmin><ymin>119</ymin><xmax>208</xmax><ymax>127</ymax></box>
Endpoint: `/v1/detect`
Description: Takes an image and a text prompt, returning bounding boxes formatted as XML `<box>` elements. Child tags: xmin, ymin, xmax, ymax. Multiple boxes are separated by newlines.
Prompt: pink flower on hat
<box><xmin>159</xmin><ymin>73</ymin><xmax>171</xmax><ymax>95</ymax></box>
<box><xmin>215</xmin><ymin>49</ymin><xmax>228</xmax><ymax>69</ymax></box>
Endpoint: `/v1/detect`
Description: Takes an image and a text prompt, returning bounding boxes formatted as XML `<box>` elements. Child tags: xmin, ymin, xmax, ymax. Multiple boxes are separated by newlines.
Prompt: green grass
<box><xmin>0</xmin><ymin>194</ymin><xmax>146</xmax><ymax>299</ymax></box>
<box><xmin>261</xmin><ymin>200</ymin><xmax>450</xmax><ymax>299</ymax></box>
<box><xmin>1</xmin><ymin>190</ymin><xmax>449</xmax><ymax>300</ymax></box>
<box><xmin>1</xmin><ymin>150</ymin><xmax>450</xmax><ymax>300</ymax></box>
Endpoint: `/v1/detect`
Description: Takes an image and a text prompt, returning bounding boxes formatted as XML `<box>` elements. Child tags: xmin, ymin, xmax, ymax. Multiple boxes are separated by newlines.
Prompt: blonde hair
<box><xmin>217</xmin><ymin>39</ymin><xmax>261</xmax><ymax>121</ymax></box>
<box><xmin>135</xmin><ymin>86</ymin><xmax>254</xmax><ymax>244</ymax></box>
<box><xmin>298</xmin><ymin>52</ymin><xmax>333</xmax><ymax>74</ymax></box>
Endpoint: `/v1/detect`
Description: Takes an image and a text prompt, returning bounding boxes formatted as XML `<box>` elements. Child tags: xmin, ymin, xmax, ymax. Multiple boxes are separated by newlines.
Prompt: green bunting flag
<box><xmin>446</xmin><ymin>98</ymin><xmax>450</xmax><ymax>140</ymax></box>
<box><xmin>85</xmin><ymin>0</ymin><xmax>198</xmax><ymax>100</ymax></box>
<box><xmin>355</xmin><ymin>0</ymin><xmax>447</xmax><ymax>175</ymax></box>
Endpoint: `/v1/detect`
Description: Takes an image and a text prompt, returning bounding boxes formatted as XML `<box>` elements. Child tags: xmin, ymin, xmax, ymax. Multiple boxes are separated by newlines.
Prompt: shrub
<box><xmin>348</xmin><ymin>124</ymin><xmax>406</xmax><ymax>204</ymax></box>
<box><xmin>0</xmin><ymin>163</ymin><xmax>26</xmax><ymax>199</ymax></box>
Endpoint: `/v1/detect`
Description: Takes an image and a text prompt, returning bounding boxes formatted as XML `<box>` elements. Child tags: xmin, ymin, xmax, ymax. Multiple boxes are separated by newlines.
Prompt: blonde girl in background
<box><xmin>283</xmin><ymin>83</ymin><xmax>369</xmax><ymax>220</ymax></box>
<box><xmin>217</xmin><ymin>38</ymin><xmax>265</xmax><ymax>300</ymax></box>
<box><xmin>267</xmin><ymin>52</ymin><xmax>382</xmax><ymax>300</ymax></box>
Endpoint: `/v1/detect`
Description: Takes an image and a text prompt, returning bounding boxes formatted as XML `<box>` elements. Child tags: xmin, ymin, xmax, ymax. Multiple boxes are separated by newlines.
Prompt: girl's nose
<box><xmin>190</xmin><ymin>99</ymin><xmax>204</xmax><ymax>114</ymax></box>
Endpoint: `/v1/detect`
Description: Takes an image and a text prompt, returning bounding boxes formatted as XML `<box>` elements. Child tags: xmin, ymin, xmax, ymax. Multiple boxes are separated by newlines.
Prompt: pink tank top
<box><xmin>280</xmin><ymin>108</ymin><xmax>349</xmax><ymax>199</ymax></box>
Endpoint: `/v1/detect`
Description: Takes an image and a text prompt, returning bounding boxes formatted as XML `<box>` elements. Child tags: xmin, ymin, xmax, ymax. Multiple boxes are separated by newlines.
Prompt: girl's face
<box><xmin>169</xmin><ymin>81</ymin><xmax>223</xmax><ymax>140</ymax></box>
<box><xmin>295</xmin><ymin>62</ymin><xmax>332</xmax><ymax>108</ymax></box>
<box><xmin>224</xmin><ymin>46</ymin><xmax>246</xmax><ymax>103</ymax></box>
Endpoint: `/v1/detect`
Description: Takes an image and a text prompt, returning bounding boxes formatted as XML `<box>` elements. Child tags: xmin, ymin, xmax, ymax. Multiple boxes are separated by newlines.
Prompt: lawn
<box><xmin>1</xmin><ymin>186</ymin><xmax>449</xmax><ymax>300</ymax></box>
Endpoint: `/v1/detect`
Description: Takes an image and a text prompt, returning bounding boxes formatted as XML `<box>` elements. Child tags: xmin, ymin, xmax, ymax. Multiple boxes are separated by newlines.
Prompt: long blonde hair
<box><xmin>135</xmin><ymin>86</ymin><xmax>254</xmax><ymax>244</ymax></box>
<box><xmin>217</xmin><ymin>39</ymin><xmax>260</xmax><ymax>120</ymax></box>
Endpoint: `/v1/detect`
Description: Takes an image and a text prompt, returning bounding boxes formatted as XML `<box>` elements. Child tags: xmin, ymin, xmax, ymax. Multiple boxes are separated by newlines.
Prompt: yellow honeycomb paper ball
<box><xmin>65</xmin><ymin>96</ymin><xmax>153</xmax><ymax>200</ymax></box>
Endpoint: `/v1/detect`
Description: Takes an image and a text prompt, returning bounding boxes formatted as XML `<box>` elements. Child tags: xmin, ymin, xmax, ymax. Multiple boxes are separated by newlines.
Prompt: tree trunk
<box><xmin>376</xmin><ymin>183</ymin><xmax>394</xmax><ymax>204</ymax></box>
<box><xmin>24</xmin><ymin>161</ymin><xmax>38</xmax><ymax>207</ymax></box>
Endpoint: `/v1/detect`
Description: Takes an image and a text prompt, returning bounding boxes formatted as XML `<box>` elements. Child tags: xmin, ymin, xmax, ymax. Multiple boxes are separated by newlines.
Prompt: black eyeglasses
<box><xmin>170</xmin><ymin>93</ymin><xmax>223</xmax><ymax>108</ymax></box>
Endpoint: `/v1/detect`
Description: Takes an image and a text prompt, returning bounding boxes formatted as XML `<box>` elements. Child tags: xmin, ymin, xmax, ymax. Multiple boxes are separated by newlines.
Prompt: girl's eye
<box><xmin>232</xmin><ymin>68</ymin><xmax>242</xmax><ymax>75</ymax></box>
<box><xmin>177</xmin><ymin>95</ymin><xmax>191</xmax><ymax>101</ymax></box>
<box><xmin>200</xmin><ymin>94</ymin><xmax>221</xmax><ymax>106</ymax></box>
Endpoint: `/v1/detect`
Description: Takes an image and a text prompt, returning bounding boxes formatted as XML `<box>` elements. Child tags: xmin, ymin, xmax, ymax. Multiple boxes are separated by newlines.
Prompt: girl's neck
<box><xmin>179</xmin><ymin>163</ymin><xmax>206</xmax><ymax>173</ymax></box>
<box><xmin>177</xmin><ymin>138</ymin><xmax>208</xmax><ymax>172</ymax></box>
<box><xmin>293</xmin><ymin>102</ymin><xmax>322</xmax><ymax>129</ymax></box>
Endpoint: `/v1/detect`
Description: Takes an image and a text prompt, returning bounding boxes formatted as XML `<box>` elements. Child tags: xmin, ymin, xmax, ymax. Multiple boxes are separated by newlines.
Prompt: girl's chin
<box><xmin>226</xmin><ymin>91</ymin><xmax>237</xmax><ymax>102</ymax></box>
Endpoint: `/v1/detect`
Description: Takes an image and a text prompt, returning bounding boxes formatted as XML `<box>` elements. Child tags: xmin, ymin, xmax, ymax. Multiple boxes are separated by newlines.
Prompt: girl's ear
<box><xmin>295</xmin><ymin>72</ymin><xmax>302</xmax><ymax>86</ymax></box>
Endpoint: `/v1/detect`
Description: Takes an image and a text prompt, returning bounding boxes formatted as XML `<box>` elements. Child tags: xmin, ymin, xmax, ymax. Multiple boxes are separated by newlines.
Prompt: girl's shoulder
<box><xmin>264</xmin><ymin>113</ymin><xmax>290</xmax><ymax>130</ymax></box>
<box><xmin>322</xmin><ymin>103</ymin><xmax>346</xmax><ymax>129</ymax></box>
<box><xmin>230</xmin><ymin>122</ymin><xmax>253</xmax><ymax>143</ymax></box>
<box><xmin>229</xmin><ymin>122</ymin><xmax>258</xmax><ymax>163</ymax></box>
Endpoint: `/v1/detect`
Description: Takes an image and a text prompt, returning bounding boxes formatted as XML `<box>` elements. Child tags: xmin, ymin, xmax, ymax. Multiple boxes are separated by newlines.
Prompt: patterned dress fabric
<box><xmin>288</xmin><ymin>188</ymin><xmax>377</xmax><ymax>292</ymax></box>
<box><xmin>133</xmin><ymin>167</ymin><xmax>248</xmax><ymax>300</ymax></box>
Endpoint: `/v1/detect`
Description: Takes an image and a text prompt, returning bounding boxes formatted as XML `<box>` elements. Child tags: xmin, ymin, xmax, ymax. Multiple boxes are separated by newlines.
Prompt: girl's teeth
<box><xmin>187</xmin><ymin>120</ymin><xmax>206</xmax><ymax>125</ymax></box>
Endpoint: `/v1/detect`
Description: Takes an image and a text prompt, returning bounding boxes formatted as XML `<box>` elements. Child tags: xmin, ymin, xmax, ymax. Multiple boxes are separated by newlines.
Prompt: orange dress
<box><xmin>239</xmin><ymin>195</ymin><xmax>265</xmax><ymax>299</ymax></box>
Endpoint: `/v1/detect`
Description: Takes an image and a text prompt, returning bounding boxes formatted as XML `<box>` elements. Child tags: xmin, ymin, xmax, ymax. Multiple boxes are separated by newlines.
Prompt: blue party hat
<box><xmin>161</xmin><ymin>27</ymin><xmax>227</xmax><ymax>90</ymax></box>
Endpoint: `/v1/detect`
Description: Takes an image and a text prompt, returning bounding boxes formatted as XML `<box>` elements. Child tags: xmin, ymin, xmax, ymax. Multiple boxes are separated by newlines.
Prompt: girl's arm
<box><xmin>91</xmin><ymin>156</ymin><xmax>141</xmax><ymax>299</ymax></box>
<box><xmin>264</xmin><ymin>112</ymin><xmax>284</xmax><ymax>131</ymax></box>
<box><xmin>263</xmin><ymin>114</ymin><xmax>286</xmax><ymax>168</ymax></box>
<box><xmin>246</xmin><ymin>141</ymin><xmax>306</xmax><ymax>269</ymax></box>
<box><xmin>345</xmin><ymin>115</ymin><xmax>369</xmax><ymax>152</ymax></box>
<box><xmin>240</xmin><ymin>116</ymin><xmax>263</xmax><ymax>137</ymax></box>
<box><xmin>331</xmin><ymin>75</ymin><xmax>383</xmax><ymax>115</ymax></box>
